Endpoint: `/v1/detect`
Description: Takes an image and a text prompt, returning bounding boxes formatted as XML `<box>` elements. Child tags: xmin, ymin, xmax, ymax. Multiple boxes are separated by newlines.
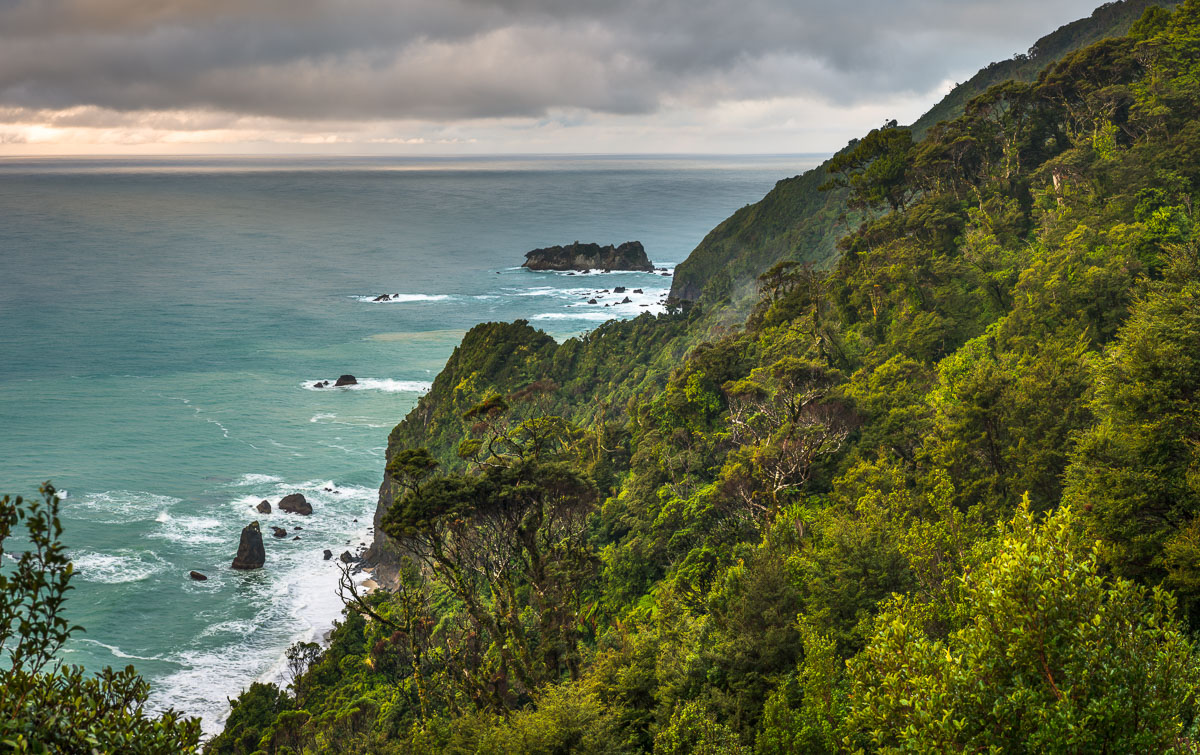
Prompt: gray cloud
<box><xmin>0</xmin><ymin>0</ymin><xmax>1102</xmax><ymax>123</ymax></box>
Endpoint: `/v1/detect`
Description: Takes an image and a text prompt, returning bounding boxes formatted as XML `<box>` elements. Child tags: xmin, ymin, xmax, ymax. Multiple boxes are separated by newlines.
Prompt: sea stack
<box><xmin>521</xmin><ymin>241</ymin><xmax>654</xmax><ymax>272</ymax></box>
<box><xmin>231</xmin><ymin>522</ymin><xmax>266</xmax><ymax>570</ymax></box>
<box><xmin>278</xmin><ymin>493</ymin><xmax>313</xmax><ymax>515</ymax></box>
<box><xmin>256</xmin><ymin>500</ymin><xmax>271</xmax><ymax>514</ymax></box>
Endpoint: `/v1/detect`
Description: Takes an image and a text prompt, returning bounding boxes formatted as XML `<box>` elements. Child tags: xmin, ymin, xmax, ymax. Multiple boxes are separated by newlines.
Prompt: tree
<box><xmin>1065</xmin><ymin>246</ymin><xmax>1200</xmax><ymax>591</ymax></box>
<box><xmin>719</xmin><ymin>358</ymin><xmax>852</xmax><ymax>522</ymax></box>
<box><xmin>383</xmin><ymin>398</ymin><xmax>601</xmax><ymax>709</ymax></box>
<box><xmin>845</xmin><ymin>501</ymin><xmax>1200</xmax><ymax>752</ymax></box>
<box><xmin>823</xmin><ymin>121</ymin><xmax>916</xmax><ymax>213</ymax></box>
<box><xmin>0</xmin><ymin>484</ymin><xmax>201</xmax><ymax>753</ymax></box>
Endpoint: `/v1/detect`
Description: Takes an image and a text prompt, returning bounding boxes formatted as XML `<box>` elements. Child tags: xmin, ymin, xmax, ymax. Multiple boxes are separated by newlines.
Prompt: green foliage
<box><xmin>845</xmin><ymin>502</ymin><xmax>1200</xmax><ymax>752</ymax></box>
<box><xmin>205</xmin><ymin>682</ymin><xmax>290</xmax><ymax>755</ymax></box>
<box><xmin>824</xmin><ymin>121</ymin><xmax>915</xmax><ymax>212</ymax></box>
<box><xmin>0</xmin><ymin>485</ymin><xmax>201</xmax><ymax>753</ymax></box>
<box><xmin>1067</xmin><ymin>246</ymin><xmax>1200</xmax><ymax>590</ymax></box>
<box><xmin>754</xmin><ymin>621</ymin><xmax>845</xmax><ymax>755</ymax></box>
<box><xmin>652</xmin><ymin>700</ymin><xmax>749</xmax><ymax>755</ymax></box>
<box><xmin>216</xmin><ymin>5</ymin><xmax>1200</xmax><ymax>751</ymax></box>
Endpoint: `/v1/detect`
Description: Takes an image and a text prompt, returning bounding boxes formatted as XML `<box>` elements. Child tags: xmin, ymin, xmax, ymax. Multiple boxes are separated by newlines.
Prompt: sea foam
<box><xmin>351</xmin><ymin>294</ymin><xmax>452</xmax><ymax>303</ymax></box>
<box><xmin>64</xmin><ymin>490</ymin><xmax>182</xmax><ymax>525</ymax></box>
<box><xmin>301</xmin><ymin>379</ymin><xmax>431</xmax><ymax>393</ymax></box>
<box><xmin>70</xmin><ymin>550</ymin><xmax>168</xmax><ymax>584</ymax></box>
<box><xmin>147</xmin><ymin>475</ymin><xmax>378</xmax><ymax>736</ymax></box>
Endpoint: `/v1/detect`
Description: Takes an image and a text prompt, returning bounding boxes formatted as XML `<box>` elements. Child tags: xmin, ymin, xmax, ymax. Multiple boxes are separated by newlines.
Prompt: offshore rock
<box><xmin>522</xmin><ymin>241</ymin><xmax>654</xmax><ymax>272</ymax></box>
<box><xmin>323</xmin><ymin>549</ymin><xmax>333</xmax><ymax>561</ymax></box>
<box><xmin>271</xmin><ymin>526</ymin><xmax>287</xmax><ymax>538</ymax></box>
<box><xmin>278</xmin><ymin>493</ymin><xmax>312</xmax><ymax>515</ymax></box>
<box><xmin>256</xmin><ymin>500</ymin><xmax>271</xmax><ymax>514</ymax></box>
<box><xmin>339</xmin><ymin>550</ymin><xmax>357</xmax><ymax>563</ymax></box>
<box><xmin>189</xmin><ymin>571</ymin><xmax>208</xmax><ymax>581</ymax></box>
<box><xmin>231</xmin><ymin>522</ymin><xmax>266</xmax><ymax>570</ymax></box>
<box><xmin>334</xmin><ymin>374</ymin><xmax>358</xmax><ymax>387</ymax></box>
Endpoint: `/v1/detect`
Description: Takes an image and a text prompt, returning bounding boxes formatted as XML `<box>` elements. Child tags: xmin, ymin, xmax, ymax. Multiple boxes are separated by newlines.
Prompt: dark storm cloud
<box><xmin>0</xmin><ymin>0</ymin><xmax>1101</xmax><ymax>122</ymax></box>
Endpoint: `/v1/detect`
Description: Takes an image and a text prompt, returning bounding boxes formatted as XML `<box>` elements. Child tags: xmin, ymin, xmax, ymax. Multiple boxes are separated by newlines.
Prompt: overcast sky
<box><xmin>0</xmin><ymin>0</ymin><xmax>1105</xmax><ymax>155</ymax></box>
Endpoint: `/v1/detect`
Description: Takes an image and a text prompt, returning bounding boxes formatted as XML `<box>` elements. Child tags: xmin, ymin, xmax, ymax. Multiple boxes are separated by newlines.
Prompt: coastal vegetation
<box><xmin>0</xmin><ymin>485</ymin><xmax>201</xmax><ymax>753</ymax></box>
<box><xmin>4</xmin><ymin>0</ymin><xmax>1200</xmax><ymax>752</ymax></box>
<box><xmin>202</xmin><ymin>1</ymin><xmax>1200</xmax><ymax>751</ymax></box>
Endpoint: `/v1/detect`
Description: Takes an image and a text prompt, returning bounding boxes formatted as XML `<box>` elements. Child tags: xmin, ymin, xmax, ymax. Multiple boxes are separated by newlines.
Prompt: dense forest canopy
<box><xmin>200</xmin><ymin>2</ymin><xmax>1200</xmax><ymax>751</ymax></box>
<box><xmin>5</xmin><ymin>0</ymin><xmax>1200</xmax><ymax>752</ymax></box>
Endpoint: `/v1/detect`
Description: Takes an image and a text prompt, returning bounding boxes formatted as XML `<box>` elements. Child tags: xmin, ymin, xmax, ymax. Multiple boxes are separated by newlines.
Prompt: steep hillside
<box><xmin>911</xmin><ymin>0</ymin><xmax>1183</xmax><ymax>136</ymax></box>
<box><xmin>669</xmin><ymin>0</ymin><xmax>1180</xmax><ymax>329</ymax></box>
<box><xmin>212</xmin><ymin>2</ymin><xmax>1200</xmax><ymax>752</ymax></box>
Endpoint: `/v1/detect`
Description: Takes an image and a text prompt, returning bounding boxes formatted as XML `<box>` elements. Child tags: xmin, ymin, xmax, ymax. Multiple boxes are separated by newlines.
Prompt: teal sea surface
<box><xmin>0</xmin><ymin>154</ymin><xmax>818</xmax><ymax>731</ymax></box>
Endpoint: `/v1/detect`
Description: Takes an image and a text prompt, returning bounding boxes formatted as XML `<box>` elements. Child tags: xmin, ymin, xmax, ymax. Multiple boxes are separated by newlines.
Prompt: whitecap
<box><xmin>70</xmin><ymin>550</ymin><xmax>168</xmax><ymax>584</ymax></box>
<box><xmin>64</xmin><ymin>490</ymin><xmax>182</xmax><ymax>524</ymax></box>
<box><xmin>200</xmin><ymin>619</ymin><xmax>260</xmax><ymax>638</ymax></box>
<box><xmin>301</xmin><ymin>379</ymin><xmax>431</xmax><ymax>393</ymax></box>
<box><xmin>529</xmin><ymin>266</ymin><xmax>676</xmax><ymax>277</ymax></box>
<box><xmin>148</xmin><ymin>520</ymin><xmax>376</xmax><ymax>736</ymax></box>
<box><xmin>229</xmin><ymin>473</ymin><xmax>283</xmax><ymax>487</ymax></box>
<box><xmin>150</xmin><ymin>514</ymin><xmax>225</xmax><ymax>546</ymax></box>
<box><xmin>532</xmin><ymin>311</ymin><xmax>618</xmax><ymax>322</ymax></box>
<box><xmin>76</xmin><ymin>638</ymin><xmax>169</xmax><ymax>663</ymax></box>
<box><xmin>351</xmin><ymin>294</ymin><xmax>452</xmax><ymax>303</ymax></box>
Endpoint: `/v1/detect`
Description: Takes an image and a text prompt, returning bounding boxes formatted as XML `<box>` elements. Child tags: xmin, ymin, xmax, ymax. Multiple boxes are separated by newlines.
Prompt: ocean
<box><xmin>0</xmin><ymin>154</ymin><xmax>819</xmax><ymax>733</ymax></box>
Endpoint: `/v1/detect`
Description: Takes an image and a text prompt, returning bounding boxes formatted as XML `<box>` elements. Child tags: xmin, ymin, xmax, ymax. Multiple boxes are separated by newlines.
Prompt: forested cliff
<box><xmin>208</xmin><ymin>1</ymin><xmax>1200</xmax><ymax>751</ymax></box>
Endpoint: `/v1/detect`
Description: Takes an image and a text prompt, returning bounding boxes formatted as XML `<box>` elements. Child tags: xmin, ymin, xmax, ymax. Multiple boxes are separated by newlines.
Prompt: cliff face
<box><xmin>366</xmin><ymin>313</ymin><xmax>697</xmax><ymax>586</ymax></box>
<box><xmin>522</xmin><ymin>241</ymin><xmax>654</xmax><ymax>271</ymax></box>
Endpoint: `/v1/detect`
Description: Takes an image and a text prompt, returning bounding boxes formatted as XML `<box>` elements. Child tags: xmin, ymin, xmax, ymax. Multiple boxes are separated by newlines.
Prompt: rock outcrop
<box><xmin>278</xmin><ymin>493</ymin><xmax>312</xmax><ymax>515</ymax></box>
<box><xmin>522</xmin><ymin>241</ymin><xmax>654</xmax><ymax>272</ymax></box>
<box><xmin>271</xmin><ymin>526</ymin><xmax>287</xmax><ymax>538</ymax></box>
<box><xmin>257</xmin><ymin>500</ymin><xmax>272</xmax><ymax>514</ymax></box>
<box><xmin>231</xmin><ymin>522</ymin><xmax>266</xmax><ymax>570</ymax></box>
<box><xmin>189</xmin><ymin>571</ymin><xmax>208</xmax><ymax>581</ymax></box>
<box><xmin>323</xmin><ymin>549</ymin><xmax>333</xmax><ymax>561</ymax></box>
<box><xmin>334</xmin><ymin>375</ymin><xmax>358</xmax><ymax>387</ymax></box>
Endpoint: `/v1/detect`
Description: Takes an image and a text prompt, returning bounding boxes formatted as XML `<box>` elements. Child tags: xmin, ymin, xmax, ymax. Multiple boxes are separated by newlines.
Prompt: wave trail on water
<box><xmin>69</xmin><ymin>549</ymin><xmax>169</xmax><ymax>584</ymax></box>
<box><xmin>63</xmin><ymin>490</ymin><xmax>182</xmax><ymax>525</ymax></box>
<box><xmin>301</xmin><ymin>378</ymin><xmax>431</xmax><ymax>393</ymax></box>
<box><xmin>75</xmin><ymin>638</ymin><xmax>172</xmax><ymax>663</ymax></box>
<box><xmin>145</xmin><ymin>473</ymin><xmax>378</xmax><ymax>736</ymax></box>
<box><xmin>351</xmin><ymin>293</ymin><xmax>452</xmax><ymax>303</ymax></box>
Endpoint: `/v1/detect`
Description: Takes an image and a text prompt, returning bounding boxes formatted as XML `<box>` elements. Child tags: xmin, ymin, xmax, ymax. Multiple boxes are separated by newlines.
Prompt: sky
<box><xmin>0</xmin><ymin>0</ymin><xmax>1108</xmax><ymax>156</ymax></box>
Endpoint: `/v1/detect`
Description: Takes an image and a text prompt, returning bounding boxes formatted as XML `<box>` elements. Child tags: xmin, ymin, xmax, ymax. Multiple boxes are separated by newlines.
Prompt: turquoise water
<box><xmin>0</xmin><ymin>154</ymin><xmax>818</xmax><ymax>731</ymax></box>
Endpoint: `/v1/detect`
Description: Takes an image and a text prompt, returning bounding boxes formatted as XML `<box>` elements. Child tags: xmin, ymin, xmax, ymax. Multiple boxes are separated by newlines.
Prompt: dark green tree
<box><xmin>0</xmin><ymin>484</ymin><xmax>201</xmax><ymax>753</ymax></box>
